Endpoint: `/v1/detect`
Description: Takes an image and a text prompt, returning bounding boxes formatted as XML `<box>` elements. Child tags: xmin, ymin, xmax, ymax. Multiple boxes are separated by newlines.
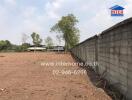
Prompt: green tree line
<box><xmin>0</xmin><ymin>40</ymin><xmax>31</xmax><ymax>52</ymax></box>
<box><xmin>0</xmin><ymin>14</ymin><xmax>80</xmax><ymax>52</ymax></box>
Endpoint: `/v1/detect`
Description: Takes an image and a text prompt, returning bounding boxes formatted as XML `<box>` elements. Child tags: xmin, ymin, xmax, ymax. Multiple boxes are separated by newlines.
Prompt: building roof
<box><xmin>27</xmin><ymin>47</ymin><xmax>46</xmax><ymax>50</ymax></box>
<box><xmin>30</xmin><ymin>45</ymin><xmax>46</xmax><ymax>47</ymax></box>
<box><xmin>47</xmin><ymin>46</ymin><xmax>64</xmax><ymax>51</ymax></box>
<box><xmin>52</xmin><ymin>46</ymin><xmax>64</xmax><ymax>47</ymax></box>
<box><xmin>110</xmin><ymin>5</ymin><xmax>124</xmax><ymax>10</ymax></box>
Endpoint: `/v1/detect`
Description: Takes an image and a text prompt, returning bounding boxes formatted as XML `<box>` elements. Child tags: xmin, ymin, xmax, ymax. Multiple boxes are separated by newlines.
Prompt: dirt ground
<box><xmin>0</xmin><ymin>52</ymin><xmax>112</xmax><ymax>100</ymax></box>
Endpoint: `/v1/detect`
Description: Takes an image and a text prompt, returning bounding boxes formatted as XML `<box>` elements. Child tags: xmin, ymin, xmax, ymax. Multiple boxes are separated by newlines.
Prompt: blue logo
<box><xmin>110</xmin><ymin>5</ymin><xmax>125</xmax><ymax>16</ymax></box>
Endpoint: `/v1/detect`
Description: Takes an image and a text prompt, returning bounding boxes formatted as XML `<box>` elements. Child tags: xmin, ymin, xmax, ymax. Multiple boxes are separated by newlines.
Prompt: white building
<box><xmin>27</xmin><ymin>47</ymin><xmax>46</xmax><ymax>51</ymax></box>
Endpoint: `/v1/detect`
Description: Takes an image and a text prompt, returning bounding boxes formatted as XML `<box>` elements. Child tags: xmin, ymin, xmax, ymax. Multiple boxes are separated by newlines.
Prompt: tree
<box><xmin>31</xmin><ymin>32</ymin><xmax>42</xmax><ymax>46</ymax></box>
<box><xmin>0</xmin><ymin>40</ymin><xmax>6</xmax><ymax>50</ymax></box>
<box><xmin>51</xmin><ymin>14</ymin><xmax>80</xmax><ymax>51</ymax></box>
<box><xmin>45</xmin><ymin>36</ymin><xmax>53</xmax><ymax>49</ymax></box>
<box><xmin>0</xmin><ymin>40</ymin><xmax>12</xmax><ymax>51</ymax></box>
<box><xmin>21</xmin><ymin>33</ymin><xmax>29</xmax><ymax>44</ymax></box>
<box><xmin>56</xmin><ymin>34</ymin><xmax>62</xmax><ymax>46</ymax></box>
<box><xmin>0</xmin><ymin>40</ymin><xmax>30</xmax><ymax>52</ymax></box>
<box><xmin>21</xmin><ymin>43</ymin><xmax>31</xmax><ymax>51</ymax></box>
<box><xmin>21</xmin><ymin>33</ymin><xmax>30</xmax><ymax>51</ymax></box>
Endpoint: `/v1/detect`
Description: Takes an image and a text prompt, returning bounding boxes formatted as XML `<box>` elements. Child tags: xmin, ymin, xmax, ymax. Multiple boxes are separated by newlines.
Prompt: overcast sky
<box><xmin>0</xmin><ymin>0</ymin><xmax>132</xmax><ymax>45</ymax></box>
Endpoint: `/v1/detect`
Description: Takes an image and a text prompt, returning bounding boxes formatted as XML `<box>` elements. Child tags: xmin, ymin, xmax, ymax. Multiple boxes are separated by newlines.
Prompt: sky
<box><xmin>0</xmin><ymin>0</ymin><xmax>132</xmax><ymax>45</ymax></box>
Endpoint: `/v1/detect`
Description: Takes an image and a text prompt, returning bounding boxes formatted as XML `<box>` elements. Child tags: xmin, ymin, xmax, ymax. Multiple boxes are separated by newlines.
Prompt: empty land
<box><xmin>0</xmin><ymin>52</ymin><xmax>111</xmax><ymax>100</ymax></box>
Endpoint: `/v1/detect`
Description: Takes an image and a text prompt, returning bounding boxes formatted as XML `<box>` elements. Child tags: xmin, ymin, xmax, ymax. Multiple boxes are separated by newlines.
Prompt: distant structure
<box><xmin>47</xmin><ymin>46</ymin><xmax>64</xmax><ymax>52</ymax></box>
<box><xmin>27</xmin><ymin>45</ymin><xmax>64</xmax><ymax>52</ymax></box>
<box><xmin>27</xmin><ymin>45</ymin><xmax>46</xmax><ymax>51</ymax></box>
<box><xmin>27</xmin><ymin>47</ymin><xmax>46</xmax><ymax>51</ymax></box>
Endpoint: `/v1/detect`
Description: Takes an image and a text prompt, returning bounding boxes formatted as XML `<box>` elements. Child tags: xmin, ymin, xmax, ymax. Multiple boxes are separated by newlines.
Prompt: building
<box><xmin>47</xmin><ymin>46</ymin><xmax>64</xmax><ymax>52</ymax></box>
<box><xmin>27</xmin><ymin>45</ymin><xmax>64</xmax><ymax>52</ymax></box>
<box><xmin>27</xmin><ymin>47</ymin><xmax>46</xmax><ymax>51</ymax></box>
<box><xmin>27</xmin><ymin>45</ymin><xmax>46</xmax><ymax>51</ymax></box>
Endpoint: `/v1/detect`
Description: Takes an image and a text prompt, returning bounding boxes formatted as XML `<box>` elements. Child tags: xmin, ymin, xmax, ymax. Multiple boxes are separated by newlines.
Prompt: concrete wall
<box><xmin>71</xmin><ymin>17</ymin><xmax>132</xmax><ymax>100</ymax></box>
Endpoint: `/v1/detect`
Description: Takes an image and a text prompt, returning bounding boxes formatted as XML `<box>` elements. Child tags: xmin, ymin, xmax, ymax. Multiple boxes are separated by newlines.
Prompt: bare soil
<box><xmin>0</xmin><ymin>52</ymin><xmax>112</xmax><ymax>100</ymax></box>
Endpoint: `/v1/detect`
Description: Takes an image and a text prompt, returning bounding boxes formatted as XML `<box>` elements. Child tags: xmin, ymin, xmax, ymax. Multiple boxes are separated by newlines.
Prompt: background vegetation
<box><xmin>0</xmin><ymin>14</ymin><xmax>79</xmax><ymax>52</ymax></box>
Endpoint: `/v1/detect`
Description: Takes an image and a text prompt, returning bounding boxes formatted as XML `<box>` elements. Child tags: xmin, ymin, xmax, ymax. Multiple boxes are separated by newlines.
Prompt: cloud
<box><xmin>44</xmin><ymin>0</ymin><xmax>64</xmax><ymax>19</ymax></box>
<box><xmin>92</xmin><ymin>9</ymin><xmax>114</xmax><ymax>33</ymax></box>
<box><xmin>4</xmin><ymin>0</ymin><xmax>16</xmax><ymax>6</ymax></box>
<box><xmin>22</xmin><ymin>7</ymin><xmax>37</xmax><ymax>18</ymax></box>
<box><xmin>0</xmin><ymin>6</ymin><xmax>9</xmax><ymax>33</ymax></box>
<box><xmin>0</xmin><ymin>0</ymin><xmax>131</xmax><ymax>44</ymax></box>
<box><xmin>124</xmin><ymin>0</ymin><xmax>132</xmax><ymax>18</ymax></box>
